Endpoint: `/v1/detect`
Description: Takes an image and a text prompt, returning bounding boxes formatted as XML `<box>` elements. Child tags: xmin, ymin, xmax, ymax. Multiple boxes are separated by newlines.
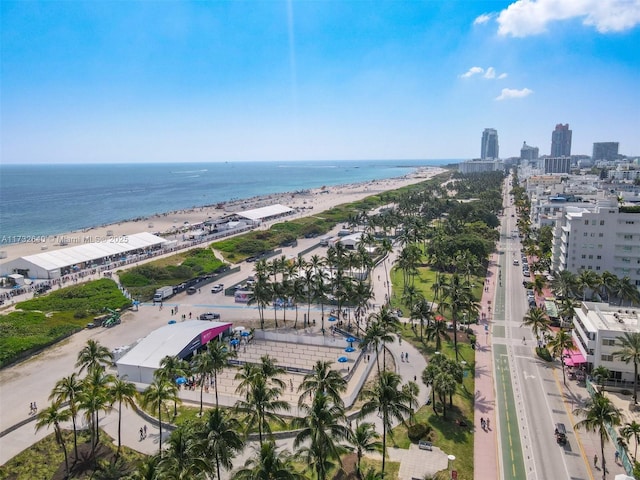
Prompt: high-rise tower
<box><xmin>481</xmin><ymin>128</ymin><xmax>499</xmax><ymax>160</ymax></box>
<box><xmin>551</xmin><ymin>124</ymin><xmax>572</xmax><ymax>157</ymax></box>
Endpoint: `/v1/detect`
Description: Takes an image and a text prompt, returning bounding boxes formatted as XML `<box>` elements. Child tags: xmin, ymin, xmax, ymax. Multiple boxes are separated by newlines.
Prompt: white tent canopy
<box><xmin>236</xmin><ymin>204</ymin><xmax>293</xmax><ymax>222</ymax></box>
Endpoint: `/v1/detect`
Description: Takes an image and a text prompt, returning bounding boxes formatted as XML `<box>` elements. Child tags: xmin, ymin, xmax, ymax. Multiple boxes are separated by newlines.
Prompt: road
<box><xmin>492</xmin><ymin>177</ymin><xmax>592</xmax><ymax>480</ymax></box>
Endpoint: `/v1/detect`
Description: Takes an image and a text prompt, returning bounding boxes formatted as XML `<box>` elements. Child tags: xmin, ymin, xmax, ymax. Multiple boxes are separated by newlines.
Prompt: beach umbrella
<box><xmin>175</xmin><ymin>377</ymin><xmax>187</xmax><ymax>385</ymax></box>
<box><xmin>234</xmin><ymin>326</ymin><xmax>245</xmax><ymax>332</ymax></box>
<box><xmin>230</xmin><ymin>339</ymin><xmax>240</xmax><ymax>346</ymax></box>
<box><xmin>346</xmin><ymin>336</ymin><xmax>356</xmax><ymax>343</ymax></box>
<box><xmin>338</xmin><ymin>356</ymin><xmax>348</xmax><ymax>363</ymax></box>
<box><xmin>241</xmin><ymin>331</ymin><xmax>250</xmax><ymax>337</ymax></box>
<box><xmin>168</xmin><ymin>320</ymin><xmax>177</xmax><ymax>324</ymax></box>
<box><xmin>328</xmin><ymin>316</ymin><xmax>337</xmax><ymax>322</ymax></box>
<box><xmin>345</xmin><ymin>347</ymin><xmax>355</xmax><ymax>353</ymax></box>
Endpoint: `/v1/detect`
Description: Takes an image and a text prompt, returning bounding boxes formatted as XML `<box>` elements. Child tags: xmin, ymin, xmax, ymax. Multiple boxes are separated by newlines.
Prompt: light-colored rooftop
<box><xmin>578</xmin><ymin>302</ymin><xmax>640</xmax><ymax>333</ymax></box>
<box><xmin>236</xmin><ymin>204</ymin><xmax>293</xmax><ymax>222</ymax></box>
<box><xmin>117</xmin><ymin>320</ymin><xmax>232</xmax><ymax>370</ymax></box>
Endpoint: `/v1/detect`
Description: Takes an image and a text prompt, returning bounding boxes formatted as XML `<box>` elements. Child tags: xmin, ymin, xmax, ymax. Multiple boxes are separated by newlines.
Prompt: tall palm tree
<box><xmin>157</xmin><ymin>355</ymin><xmax>190</xmax><ymax>417</ymax></box>
<box><xmin>249</xmin><ymin>271</ymin><xmax>272</xmax><ymax>330</ymax></box>
<box><xmin>591</xmin><ymin>365</ymin><xmax>610</xmax><ymax>395</ymax></box>
<box><xmin>76</xmin><ymin>339</ymin><xmax>113</xmax><ymax>374</ymax></box>
<box><xmin>232</xmin><ymin>440</ymin><xmax>305</xmax><ymax>480</ymax></box>
<box><xmin>620</xmin><ymin>420</ymin><xmax>640</xmax><ymax>460</ymax></box>
<box><xmin>410</xmin><ymin>298</ymin><xmax>434</xmax><ymax>341</ymax></box>
<box><xmin>616</xmin><ymin>276</ymin><xmax>640</xmax><ymax>306</ymax></box>
<box><xmin>49</xmin><ymin>373</ymin><xmax>83</xmax><ymax>463</ymax></box>
<box><xmin>293</xmin><ymin>393</ymin><xmax>350</xmax><ymax>480</ymax></box>
<box><xmin>190</xmin><ymin>349</ymin><xmax>216</xmax><ymax>416</ymax></box>
<box><xmin>439</xmin><ymin>273</ymin><xmax>474</xmax><ymax>361</ymax></box>
<box><xmin>128</xmin><ymin>454</ymin><xmax>161</xmax><ymax>480</ymax></box>
<box><xmin>360</xmin><ymin>320</ymin><xmax>394</xmax><ymax>374</ymax></box>
<box><xmin>80</xmin><ymin>367</ymin><xmax>115</xmax><ymax>456</ymax></box>
<box><xmin>35</xmin><ymin>401</ymin><xmax>72</xmax><ymax>477</ymax></box>
<box><xmin>291</xmin><ymin>277</ymin><xmax>306</xmax><ymax>329</ymax></box>
<box><xmin>314</xmin><ymin>270</ymin><xmax>331</xmax><ymax>333</ymax></box>
<box><xmin>359</xmin><ymin>371</ymin><xmax>412</xmax><ymax>475</ymax></box>
<box><xmin>110</xmin><ymin>376</ymin><xmax>137</xmax><ymax>461</ymax></box>
<box><xmin>380</xmin><ymin>238</ymin><xmax>393</xmax><ymax>299</ymax></box>
<box><xmin>142</xmin><ymin>376</ymin><xmax>180</xmax><ymax>455</ymax></box>
<box><xmin>371</xmin><ymin>305</ymin><xmax>400</xmax><ymax>370</ymax></box>
<box><xmin>600</xmin><ymin>271</ymin><xmax>619</xmax><ymax>302</ymax></box>
<box><xmin>614</xmin><ymin>332</ymin><xmax>640</xmax><ymax>404</ymax></box>
<box><xmin>349</xmin><ymin>422</ymin><xmax>381</xmax><ymax>479</ymax></box>
<box><xmin>158</xmin><ymin>426</ymin><xmax>208</xmax><ymax>479</ymax></box>
<box><xmin>205</xmin><ymin>340</ymin><xmax>236</xmax><ymax>407</ymax></box>
<box><xmin>433</xmin><ymin>371</ymin><xmax>457</xmax><ymax>418</ymax></box>
<box><xmin>298</xmin><ymin>360</ymin><xmax>347</xmax><ymax>408</ymax></box>
<box><xmin>551</xmin><ymin>270</ymin><xmax>577</xmax><ymax>300</ymax></box>
<box><xmin>198</xmin><ymin>407</ymin><xmax>244</xmax><ymax>480</ymax></box>
<box><xmin>574</xmin><ymin>393</ymin><xmax>623</xmax><ymax>480</ymax></box>
<box><xmin>425</xmin><ymin>318</ymin><xmax>449</xmax><ymax>351</ymax></box>
<box><xmin>521</xmin><ymin>307</ymin><xmax>551</xmax><ymax>343</ymax></box>
<box><xmin>234</xmin><ymin>376</ymin><xmax>289</xmax><ymax>446</ymax></box>
<box><xmin>547</xmin><ymin>329</ymin><xmax>576</xmax><ymax>386</ymax></box>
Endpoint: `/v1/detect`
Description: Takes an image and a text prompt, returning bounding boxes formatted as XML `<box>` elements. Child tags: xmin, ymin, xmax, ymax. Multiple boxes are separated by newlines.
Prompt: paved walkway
<box><xmin>471</xmin><ymin>249</ymin><xmax>500</xmax><ymax>479</ymax></box>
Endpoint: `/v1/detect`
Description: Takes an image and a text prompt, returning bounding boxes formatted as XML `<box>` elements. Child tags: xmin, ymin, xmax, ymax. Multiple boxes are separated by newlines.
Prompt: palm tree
<box><xmin>547</xmin><ymin>329</ymin><xmax>576</xmax><ymax>386</ymax></box>
<box><xmin>158</xmin><ymin>426</ymin><xmax>208</xmax><ymax>479</ymax></box>
<box><xmin>293</xmin><ymin>393</ymin><xmax>350</xmax><ymax>480</ymax></box>
<box><xmin>620</xmin><ymin>420</ymin><xmax>640</xmax><ymax>460</ymax></box>
<box><xmin>349</xmin><ymin>422</ymin><xmax>381</xmax><ymax>479</ymax></box>
<box><xmin>616</xmin><ymin>276</ymin><xmax>640</xmax><ymax>306</ymax></box>
<box><xmin>433</xmin><ymin>371</ymin><xmax>457</xmax><ymax>418</ymax></box>
<box><xmin>291</xmin><ymin>277</ymin><xmax>306</xmax><ymax>329</ymax></box>
<box><xmin>190</xmin><ymin>348</ymin><xmax>216</xmax><ymax>416</ymax></box>
<box><xmin>551</xmin><ymin>270</ymin><xmax>577</xmax><ymax>300</ymax></box>
<box><xmin>234</xmin><ymin>376</ymin><xmax>289</xmax><ymax>446</ymax></box>
<box><xmin>249</xmin><ymin>271</ymin><xmax>272</xmax><ymax>330</ymax></box>
<box><xmin>35</xmin><ymin>401</ymin><xmax>72</xmax><ymax>477</ymax></box>
<box><xmin>380</xmin><ymin>238</ymin><xmax>393</xmax><ymax>299</ymax></box>
<box><xmin>574</xmin><ymin>393</ymin><xmax>623</xmax><ymax>480</ymax></box>
<box><xmin>198</xmin><ymin>407</ymin><xmax>244</xmax><ymax>480</ymax></box>
<box><xmin>206</xmin><ymin>340</ymin><xmax>236</xmax><ymax>407</ymax></box>
<box><xmin>49</xmin><ymin>373</ymin><xmax>83</xmax><ymax>463</ymax></box>
<box><xmin>600</xmin><ymin>271</ymin><xmax>619</xmax><ymax>302</ymax></box>
<box><xmin>76</xmin><ymin>339</ymin><xmax>113</xmax><ymax>374</ymax></box>
<box><xmin>521</xmin><ymin>307</ymin><xmax>550</xmax><ymax>343</ymax></box>
<box><xmin>591</xmin><ymin>365</ymin><xmax>610</xmax><ymax>395</ymax></box>
<box><xmin>425</xmin><ymin>318</ymin><xmax>449</xmax><ymax>351</ymax></box>
<box><xmin>232</xmin><ymin>440</ymin><xmax>305</xmax><ymax>480</ymax></box>
<box><xmin>439</xmin><ymin>273</ymin><xmax>474</xmax><ymax>361</ymax></box>
<box><xmin>370</xmin><ymin>305</ymin><xmax>400</xmax><ymax>370</ymax></box>
<box><xmin>128</xmin><ymin>454</ymin><xmax>161</xmax><ymax>480</ymax></box>
<box><xmin>614</xmin><ymin>332</ymin><xmax>640</xmax><ymax>404</ymax></box>
<box><xmin>80</xmin><ymin>367</ymin><xmax>115</xmax><ymax>456</ymax></box>
<box><xmin>157</xmin><ymin>355</ymin><xmax>190</xmax><ymax>417</ymax></box>
<box><xmin>410</xmin><ymin>298</ymin><xmax>434</xmax><ymax>341</ymax></box>
<box><xmin>298</xmin><ymin>360</ymin><xmax>347</xmax><ymax>408</ymax></box>
<box><xmin>314</xmin><ymin>270</ymin><xmax>331</xmax><ymax>333</ymax></box>
<box><xmin>359</xmin><ymin>371</ymin><xmax>412</xmax><ymax>475</ymax></box>
<box><xmin>110</xmin><ymin>376</ymin><xmax>137</xmax><ymax>461</ymax></box>
<box><xmin>142</xmin><ymin>376</ymin><xmax>180</xmax><ymax>454</ymax></box>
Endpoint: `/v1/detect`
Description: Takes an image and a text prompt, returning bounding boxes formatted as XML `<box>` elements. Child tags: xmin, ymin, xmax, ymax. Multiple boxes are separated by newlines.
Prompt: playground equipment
<box><xmin>102</xmin><ymin>308</ymin><xmax>121</xmax><ymax>328</ymax></box>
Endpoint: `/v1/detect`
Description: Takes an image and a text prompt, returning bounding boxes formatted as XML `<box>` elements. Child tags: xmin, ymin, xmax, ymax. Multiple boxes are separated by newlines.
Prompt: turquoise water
<box><xmin>0</xmin><ymin>159</ymin><xmax>454</xmax><ymax>241</ymax></box>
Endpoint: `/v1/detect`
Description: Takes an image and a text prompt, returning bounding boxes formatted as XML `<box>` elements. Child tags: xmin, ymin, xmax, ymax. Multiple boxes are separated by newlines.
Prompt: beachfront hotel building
<box><xmin>592</xmin><ymin>142</ymin><xmax>619</xmax><ymax>161</ymax></box>
<box><xmin>481</xmin><ymin>128</ymin><xmax>499</xmax><ymax>160</ymax></box>
<box><xmin>572</xmin><ymin>301</ymin><xmax>640</xmax><ymax>383</ymax></box>
<box><xmin>551</xmin><ymin>123</ymin><xmax>572</xmax><ymax>157</ymax></box>
<box><xmin>520</xmin><ymin>141</ymin><xmax>539</xmax><ymax>160</ymax></box>
<box><xmin>551</xmin><ymin>195</ymin><xmax>640</xmax><ymax>290</ymax></box>
<box><xmin>457</xmin><ymin>159</ymin><xmax>504</xmax><ymax>174</ymax></box>
<box><xmin>543</xmin><ymin>156</ymin><xmax>572</xmax><ymax>174</ymax></box>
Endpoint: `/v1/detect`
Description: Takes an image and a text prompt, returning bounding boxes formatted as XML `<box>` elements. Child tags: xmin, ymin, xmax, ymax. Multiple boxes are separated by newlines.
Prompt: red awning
<box><xmin>563</xmin><ymin>348</ymin><xmax>586</xmax><ymax>367</ymax></box>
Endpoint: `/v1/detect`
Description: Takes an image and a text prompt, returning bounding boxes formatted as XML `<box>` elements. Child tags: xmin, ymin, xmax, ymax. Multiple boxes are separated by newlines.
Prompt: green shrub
<box><xmin>536</xmin><ymin>346</ymin><xmax>553</xmax><ymax>362</ymax></box>
<box><xmin>407</xmin><ymin>423</ymin><xmax>428</xmax><ymax>442</ymax></box>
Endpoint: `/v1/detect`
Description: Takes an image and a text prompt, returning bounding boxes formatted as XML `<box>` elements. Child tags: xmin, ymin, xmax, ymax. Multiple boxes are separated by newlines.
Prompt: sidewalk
<box><xmin>472</xmin><ymin>250</ymin><xmax>499</xmax><ymax>479</ymax></box>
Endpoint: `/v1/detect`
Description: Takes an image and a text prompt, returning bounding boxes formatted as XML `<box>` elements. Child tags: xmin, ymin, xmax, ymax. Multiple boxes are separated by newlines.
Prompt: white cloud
<box><xmin>495</xmin><ymin>87</ymin><xmax>533</xmax><ymax>100</ymax></box>
<box><xmin>473</xmin><ymin>13</ymin><xmax>493</xmax><ymax>25</ymax></box>
<box><xmin>460</xmin><ymin>66</ymin><xmax>508</xmax><ymax>80</ymax></box>
<box><xmin>497</xmin><ymin>0</ymin><xmax>640</xmax><ymax>37</ymax></box>
<box><xmin>484</xmin><ymin>67</ymin><xmax>496</xmax><ymax>79</ymax></box>
<box><xmin>460</xmin><ymin>66</ymin><xmax>484</xmax><ymax>78</ymax></box>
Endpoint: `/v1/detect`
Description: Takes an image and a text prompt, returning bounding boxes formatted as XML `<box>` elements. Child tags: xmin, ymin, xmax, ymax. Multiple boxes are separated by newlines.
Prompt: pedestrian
<box><xmin>480</xmin><ymin>417</ymin><xmax>485</xmax><ymax>430</ymax></box>
<box><xmin>522</xmin><ymin>336</ymin><xmax>526</xmax><ymax>345</ymax></box>
<box><xmin>615</xmin><ymin>450</ymin><xmax>620</xmax><ymax>463</ymax></box>
<box><xmin>29</xmin><ymin>402</ymin><xmax>33</xmax><ymax>414</ymax></box>
<box><xmin>140</xmin><ymin>427</ymin><xmax>144</xmax><ymax>441</ymax></box>
<box><xmin>33</xmin><ymin>401</ymin><xmax>37</xmax><ymax>413</ymax></box>
<box><xmin>594</xmin><ymin>454</ymin><xmax>598</xmax><ymax>468</ymax></box>
<box><xmin>406</xmin><ymin>352</ymin><xmax>409</xmax><ymax>362</ymax></box>
<box><xmin>143</xmin><ymin>425</ymin><xmax>147</xmax><ymax>438</ymax></box>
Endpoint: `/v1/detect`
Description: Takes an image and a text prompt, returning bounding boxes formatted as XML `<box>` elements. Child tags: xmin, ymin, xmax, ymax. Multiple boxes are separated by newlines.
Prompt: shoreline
<box><xmin>0</xmin><ymin>167</ymin><xmax>447</xmax><ymax>265</ymax></box>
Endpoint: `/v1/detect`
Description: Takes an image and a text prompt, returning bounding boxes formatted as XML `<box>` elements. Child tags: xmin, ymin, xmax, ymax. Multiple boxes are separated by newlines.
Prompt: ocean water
<box><xmin>0</xmin><ymin>159</ymin><xmax>453</xmax><ymax>242</ymax></box>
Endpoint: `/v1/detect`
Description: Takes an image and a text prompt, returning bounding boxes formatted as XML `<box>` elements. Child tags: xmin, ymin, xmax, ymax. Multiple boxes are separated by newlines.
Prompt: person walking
<box><xmin>594</xmin><ymin>454</ymin><xmax>598</xmax><ymax>468</ymax></box>
<box><xmin>615</xmin><ymin>450</ymin><xmax>620</xmax><ymax>463</ymax></box>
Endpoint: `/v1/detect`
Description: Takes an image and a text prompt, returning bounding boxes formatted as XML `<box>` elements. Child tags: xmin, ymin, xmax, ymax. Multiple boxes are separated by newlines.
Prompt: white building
<box><xmin>116</xmin><ymin>320</ymin><xmax>232</xmax><ymax>384</ymax></box>
<box><xmin>551</xmin><ymin>196</ymin><xmax>640</xmax><ymax>291</ymax></box>
<box><xmin>573</xmin><ymin>301</ymin><xmax>640</xmax><ymax>383</ymax></box>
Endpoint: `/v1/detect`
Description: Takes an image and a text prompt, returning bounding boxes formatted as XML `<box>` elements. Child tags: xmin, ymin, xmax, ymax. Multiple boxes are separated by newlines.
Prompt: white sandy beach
<box><xmin>0</xmin><ymin>167</ymin><xmax>446</xmax><ymax>264</ymax></box>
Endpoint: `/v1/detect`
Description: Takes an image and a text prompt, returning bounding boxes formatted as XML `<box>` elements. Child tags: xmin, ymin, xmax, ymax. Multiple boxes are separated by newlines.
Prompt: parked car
<box><xmin>187</xmin><ymin>286</ymin><xmax>197</xmax><ymax>295</ymax></box>
<box><xmin>211</xmin><ymin>284</ymin><xmax>224</xmax><ymax>293</ymax></box>
<box><xmin>555</xmin><ymin>423</ymin><xmax>567</xmax><ymax>445</ymax></box>
<box><xmin>199</xmin><ymin>312</ymin><xmax>221</xmax><ymax>320</ymax></box>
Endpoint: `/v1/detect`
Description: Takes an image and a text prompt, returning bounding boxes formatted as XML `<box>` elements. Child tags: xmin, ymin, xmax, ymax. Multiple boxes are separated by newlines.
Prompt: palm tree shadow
<box><xmin>473</xmin><ymin>390</ymin><xmax>494</xmax><ymax>414</ymax></box>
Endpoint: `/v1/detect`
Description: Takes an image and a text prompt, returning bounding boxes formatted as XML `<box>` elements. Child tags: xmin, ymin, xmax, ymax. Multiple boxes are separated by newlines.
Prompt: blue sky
<box><xmin>2</xmin><ymin>0</ymin><xmax>639</xmax><ymax>163</ymax></box>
